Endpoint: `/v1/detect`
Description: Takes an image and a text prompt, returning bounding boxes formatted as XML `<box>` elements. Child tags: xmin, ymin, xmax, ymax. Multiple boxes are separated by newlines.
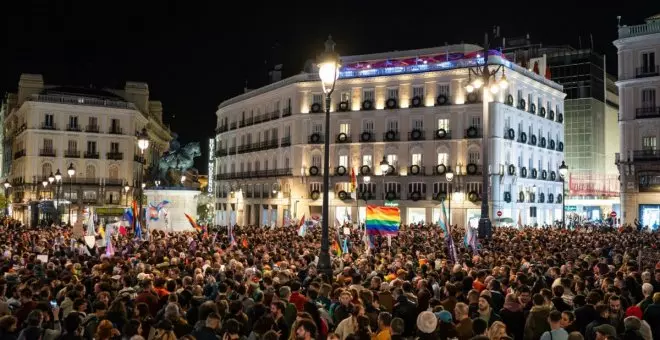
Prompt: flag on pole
<box><xmin>350</xmin><ymin>167</ymin><xmax>357</xmax><ymax>192</ymax></box>
<box><xmin>297</xmin><ymin>214</ymin><xmax>307</xmax><ymax>237</ymax></box>
<box><xmin>229</xmin><ymin>225</ymin><xmax>237</xmax><ymax>246</ymax></box>
<box><xmin>366</xmin><ymin>206</ymin><xmax>400</xmax><ymax>236</ymax></box>
<box><xmin>440</xmin><ymin>200</ymin><xmax>458</xmax><ymax>263</ymax></box>
<box><xmin>184</xmin><ymin>213</ymin><xmax>202</xmax><ymax>233</ymax></box>
<box><xmin>135</xmin><ymin>220</ymin><xmax>142</xmax><ymax>239</ymax></box>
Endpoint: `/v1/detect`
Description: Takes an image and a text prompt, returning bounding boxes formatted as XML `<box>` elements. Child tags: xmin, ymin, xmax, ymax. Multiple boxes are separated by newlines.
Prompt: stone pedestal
<box><xmin>144</xmin><ymin>189</ymin><xmax>200</xmax><ymax>232</ymax></box>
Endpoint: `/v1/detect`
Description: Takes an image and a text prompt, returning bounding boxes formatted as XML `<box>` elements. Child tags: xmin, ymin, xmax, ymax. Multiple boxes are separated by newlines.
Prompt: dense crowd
<box><xmin>0</xmin><ymin>218</ymin><xmax>660</xmax><ymax>340</ymax></box>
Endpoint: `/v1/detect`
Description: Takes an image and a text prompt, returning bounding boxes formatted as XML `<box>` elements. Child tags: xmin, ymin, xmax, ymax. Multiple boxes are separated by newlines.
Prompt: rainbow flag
<box><xmin>184</xmin><ymin>213</ymin><xmax>202</xmax><ymax>233</ymax></box>
<box><xmin>366</xmin><ymin>205</ymin><xmax>400</xmax><ymax>236</ymax></box>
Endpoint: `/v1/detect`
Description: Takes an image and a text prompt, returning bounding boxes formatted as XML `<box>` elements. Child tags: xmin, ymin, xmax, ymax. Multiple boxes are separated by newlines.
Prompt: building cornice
<box><xmin>217</xmin><ymin>56</ymin><xmax>563</xmax><ymax>111</ymax></box>
<box><xmin>616</xmin><ymin>75</ymin><xmax>660</xmax><ymax>87</ymax></box>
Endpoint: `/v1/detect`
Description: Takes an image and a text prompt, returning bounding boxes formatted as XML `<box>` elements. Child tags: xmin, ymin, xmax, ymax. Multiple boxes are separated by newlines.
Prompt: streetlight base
<box><xmin>478</xmin><ymin>217</ymin><xmax>492</xmax><ymax>239</ymax></box>
<box><xmin>317</xmin><ymin>250</ymin><xmax>333</xmax><ymax>281</ymax></box>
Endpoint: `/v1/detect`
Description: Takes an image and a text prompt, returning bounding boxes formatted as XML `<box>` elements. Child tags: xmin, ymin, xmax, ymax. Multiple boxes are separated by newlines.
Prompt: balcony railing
<box><xmin>281</xmin><ymin>136</ymin><xmax>291</xmax><ymax>147</ymax></box>
<box><xmin>636</xmin><ymin>107</ymin><xmax>660</xmax><ymax>118</ymax></box>
<box><xmin>86</xmin><ymin>125</ymin><xmax>100</xmax><ymax>133</ymax></box>
<box><xmin>464</xmin><ymin>127</ymin><xmax>482</xmax><ymax>139</ymax></box>
<box><xmin>109</xmin><ymin>127</ymin><xmax>123</xmax><ymax>135</ymax></box>
<box><xmin>215</xmin><ymin>149</ymin><xmax>228</xmax><ymax>157</ymax></box>
<box><xmin>382</xmin><ymin>131</ymin><xmax>400</xmax><ymax>141</ymax></box>
<box><xmin>635</xmin><ymin>66</ymin><xmax>660</xmax><ymax>78</ymax></box>
<box><xmin>408</xmin><ymin>130</ymin><xmax>426</xmax><ymax>141</ymax></box>
<box><xmin>28</xmin><ymin>93</ymin><xmax>137</xmax><ymax>110</ymax></box>
<box><xmin>84</xmin><ymin>152</ymin><xmax>100</xmax><ymax>159</ymax></box>
<box><xmin>215</xmin><ymin>168</ymin><xmax>293</xmax><ymax>180</ymax></box>
<box><xmin>13</xmin><ymin>149</ymin><xmax>25</xmax><ymax>160</ymax></box>
<box><xmin>434</xmin><ymin>129</ymin><xmax>452</xmax><ymax>140</ymax></box>
<box><xmin>408</xmin><ymin>165</ymin><xmax>426</xmax><ymax>176</ymax></box>
<box><xmin>64</xmin><ymin>150</ymin><xmax>81</xmax><ymax>158</ymax></box>
<box><xmin>41</xmin><ymin>123</ymin><xmax>56</xmax><ymax>130</ymax></box>
<box><xmin>336</xmin><ymin>134</ymin><xmax>352</xmax><ymax>143</ymax></box>
<box><xmin>282</xmin><ymin>107</ymin><xmax>292</xmax><ymax>117</ymax></box>
<box><xmin>66</xmin><ymin>124</ymin><xmax>82</xmax><ymax>132</ymax></box>
<box><xmin>633</xmin><ymin>149</ymin><xmax>660</xmax><ymax>161</ymax></box>
<box><xmin>107</xmin><ymin>152</ymin><xmax>124</xmax><ymax>160</ymax></box>
<box><xmin>39</xmin><ymin>149</ymin><xmax>56</xmax><ymax>157</ymax></box>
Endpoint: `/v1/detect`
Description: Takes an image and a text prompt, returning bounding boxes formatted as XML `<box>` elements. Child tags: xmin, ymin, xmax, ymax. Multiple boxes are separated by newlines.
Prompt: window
<box><xmin>264</xmin><ymin>160</ymin><xmax>268</xmax><ymax>171</ymax></box>
<box><xmin>411</xmin><ymin>153</ymin><xmax>423</xmax><ymax>166</ymax></box>
<box><xmin>437</xmin><ymin>119</ymin><xmax>449</xmax><ymax>130</ymax></box>
<box><xmin>412</xmin><ymin>118</ymin><xmax>423</xmax><ymax>129</ymax></box>
<box><xmin>111</xmin><ymin>119</ymin><xmax>120</xmax><ymax>130</ymax></box>
<box><xmin>385</xmin><ymin>182</ymin><xmax>401</xmax><ymax>193</ymax></box>
<box><xmin>338</xmin><ymin>155</ymin><xmax>348</xmax><ymax>168</ymax></box>
<box><xmin>284</xmin><ymin>126</ymin><xmax>291</xmax><ymax>138</ymax></box>
<box><xmin>437</xmin><ymin>152</ymin><xmax>448</xmax><ymax>165</ymax></box>
<box><xmin>642</xmin><ymin>89</ymin><xmax>656</xmax><ymax>108</ymax></box>
<box><xmin>312</xmin><ymin>94</ymin><xmax>323</xmax><ymax>105</ymax></box>
<box><xmin>312</xmin><ymin>123</ymin><xmax>323</xmax><ymax>134</ymax></box>
<box><xmin>86</xmin><ymin>164</ymin><xmax>96</xmax><ymax>178</ymax></box>
<box><xmin>68</xmin><ymin>140</ymin><xmax>77</xmax><ymax>151</ymax></box>
<box><xmin>309</xmin><ymin>182</ymin><xmax>322</xmax><ymax>192</ymax></box>
<box><xmin>437</xmin><ymin>84</ymin><xmax>450</xmax><ymax>96</ymax></box>
<box><xmin>285</xmin><ymin>157</ymin><xmax>290</xmax><ymax>169</ymax></box>
<box><xmin>41</xmin><ymin>163</ymin><xmax>52</xmax><ymax>177</ymax></box>
<box><xmin>340</xmin><ymin>92</ymin><xmax>351</xmax><ymax>102</ymax></box>
<box><xmin>363</xmin><ymin>89</ymin><xmax>375</xmax><ymax>101</ymax></box>
<box><xmin>44</xmin><ymin>114</ymin><xmax>54</xmax><ymax>127</ymax></box>
<box><xmin>471</xmin><ymin>116</ymin><xmax>481</xmax><ymax>129</ymax></box>
<box><xmin>87</xmin><ymin>141</ymin><xmax>97</xmax><ymax>153</ymax></box>
<box><xmin>312</xmin><ymin>155</ymin><xmax>322</xmax><ymax>167</ymax></box>
<box><xmin>642</xmin><ymin>136</ymin><xmax>657</xmax><ymax>151</ymax></box>
<box><xmin>358</xmin><ymin>182</ymin><xmax>376</xmax><ymax>193</ymax></box>
<box><xmin>362</xmin><ymin>155</ymin><xmax>373</xmax><ymax>166</ymax></box>
<box><xmin>386</xmin><ymin>154</ymin><xmax>397</xmax><ymax>167</ymax></box>
<box><xmin>408</xmin><ymin>182</ymin><xmax>426</xmax><ymax>194</ymax></box>
<box><xmin>69</xmin><ymin>116</ymin><xmax>78</xmax><ymax>128</ymax></box>
<box><xmin>339</xmin><ymin>123</ymin><xmax>350</xmax><ymax>134</ymax></box>
<box><xmin>240</xmin><ymin>163</ymin><xmax>245</xmax><ymax>172</ymax></box>
<box><xmin>468</xmin><ymin>151</ymin><xmax>480</xmax><ymax>164</ymax></box>
<box><xmin>363</xmin><ymin>120</ymin><xmax>374</xmax><ymax>132</ymax></box>
<box><xmin>88</xmin><ymin>117</ymin><xmax>97</xmax><ymax>127</ymax></box>
<box><xmin>504</xmin><ymin>116</ymin><xmax>511</xmax><ymax>129</ymax></box>
<box><xmin>642</xmin><ymin>52</ymin><xmax>656</xmax><ymax>73</ymax></box>
<box><xmin>387</xmin><ymin>88</ymin><xmax>399</xmax><ymax>99</ymax></box>
<box><xmin>270</xmin><ymin>128</ymin><xmax>278</xmax><ymax>140</ymax></box>
<box><xmin>109</xmin><ymin>165</ymin><xmax>119</xmax><ymax>179</ymax></box>
<box><xmin>433</xmin><ymin>182</ymin><xmax>449</xmax><ymax>194</ymax></box>
<box><xmin>43</xmin><ymin>139</ymin><xmax>53</xmax><ymax>151</ymax></box>
<box><xmin>110</xmin><ymin>142</ymin><xmax>119</xmax><ymax>153</ymax></box>
<box><xmin>413</xmin><ymin>86</ymin><xmax>424</xmax><ymax>98</ymax></box>
<box><xmin>387</xmin><ymin>120</ymin><xmax>399</xmax><ymax>132</ymax></box>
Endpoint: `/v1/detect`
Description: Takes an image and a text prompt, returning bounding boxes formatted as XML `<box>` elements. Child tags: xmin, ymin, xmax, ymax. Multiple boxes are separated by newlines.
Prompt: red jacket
<box><xmin>289</xmin><ymin>292</ymin><xmax>307</xmax><ymax>312</ymax></box>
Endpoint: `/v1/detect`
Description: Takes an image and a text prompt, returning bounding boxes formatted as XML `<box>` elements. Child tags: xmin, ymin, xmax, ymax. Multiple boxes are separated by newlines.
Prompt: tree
<box><xmin>196</xmin><ymin>192</ymin><xmax>214</xmax><ymax>224</ymax></box>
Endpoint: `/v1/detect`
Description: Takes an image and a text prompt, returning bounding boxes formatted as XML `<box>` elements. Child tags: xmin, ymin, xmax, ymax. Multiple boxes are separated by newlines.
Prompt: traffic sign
<box><xmin>497</xmin><ymin>210</ymin><xmax>502</xmax><ymax>217</ymax></box>
<box><xmin>611</xmin><ymin>211</ymin><xmax>617</xmax><ymax>218</ymax></box>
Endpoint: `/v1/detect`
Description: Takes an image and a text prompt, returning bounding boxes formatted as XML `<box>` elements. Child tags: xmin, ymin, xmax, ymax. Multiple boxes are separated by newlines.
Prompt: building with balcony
<box><xmin>614</xmin><ymin>13</ymin><xmax>660</xmax><ymax>227</ymax></box>
<box><xmin>500</xmin><ymin>41</ymin><xmax>621</xmax><ymax>222</ymax></box>
<box><xmin>213</xmin><ymin>43</ymin><xmax>565</xmax><ymax>227</ymax></box>
<box><xmin>3</xmin><ymin>74</ymin><xmax>173</xmax><ymax>225</ymax></box>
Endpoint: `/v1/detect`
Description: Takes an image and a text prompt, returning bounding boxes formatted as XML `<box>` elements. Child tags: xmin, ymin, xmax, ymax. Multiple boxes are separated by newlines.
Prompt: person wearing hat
<box><xmin>474</xmin><ymin>294</ymin><xmax>502</xmax><ymax>327</ymax></box>
<box><xmin>435</xmin><ymin>310</ymin><xmax>457</xmax><ymax>340</ymax></box>
<box><xmin>416</xmin><ymin>311</ymin><xmax>437</xmax><ymax>339</ymax></box>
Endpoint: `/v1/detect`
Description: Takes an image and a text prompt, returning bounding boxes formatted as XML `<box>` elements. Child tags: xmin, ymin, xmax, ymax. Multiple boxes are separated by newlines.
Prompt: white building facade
<box><xmin>3</xmin><ymin>74</ymin><xmax>172</xmax><ymax>225</ymax></box>
<box><xmin>615</xmin><ymin>14</ymin><xmax>660</xmax><ymax>227</ymax></box>
<box><xmin>214</xmin><ymin>44</ymin><xmax>565</xmax><ymax>227</ymax></box>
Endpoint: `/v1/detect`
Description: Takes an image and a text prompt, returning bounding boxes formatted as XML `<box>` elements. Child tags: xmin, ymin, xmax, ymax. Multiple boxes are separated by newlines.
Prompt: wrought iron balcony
<box><xmin>39</xmin><ymin>149</ymin><xmax>56</xmax><ymax>157</ymax></box>
<box><xmin>64</xmin><ymin>150</ymin><xmax>81</xmax><ymax>158</ymax></box>
<box><xmin>66</xmin><ymin>124</ymin><xmax>82</xmax><ymax>132</ymax></box>
<box><xmin>107</xmin><ymin>152</ymin><xmax>124</xmax><ymax>160</ymax></box>
<box><xmin>84</xmin><ymin>152</ymin><xmax>100</xmax><ymax>159</ymax></box>
<box><xmin>86</xmin><ymin>125</ymin><xmax>100</xmax><ymax>133</ymax></box>
<box><xmin>633</xmin><ymin>149</ymin><xmax>660</xmax><ymax>161</ymax></box>
<box><xmin>109</xmin><ymin>127</ymin><xmax>123</xmax><ymax>135</ymax></box>
<box><xmin>636</xmin><ymin>107</ymin><xmax>660</xmax><ymax>119</ymax></box>
<box><xmin>635</xmin><ymin>65</ymin><xmax>660</xmax><ymax>78</ymax></box>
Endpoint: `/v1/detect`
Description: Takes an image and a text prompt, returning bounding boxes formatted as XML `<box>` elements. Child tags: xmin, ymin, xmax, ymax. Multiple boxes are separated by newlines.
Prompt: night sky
<box><xmin>3</xmin><ymin>2</ymin><xmax>658</xmax><ymax>172</ymax></box>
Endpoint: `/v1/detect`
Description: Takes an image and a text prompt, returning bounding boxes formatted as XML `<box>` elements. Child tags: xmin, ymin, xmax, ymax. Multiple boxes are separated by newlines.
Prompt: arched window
<box><xmin>41</xmin><ymin>163</ymin><xmax>52</xmax><ymax>178</ymax></box>
<box><xmin>109</xmin><ymin>165</ymin><xmax>119</xmax><ymax>179</ymax></box>
<box><xmin>86</xmin><ymin>164</ymin><xmax>96</xmax><ymax>178</ymax></box>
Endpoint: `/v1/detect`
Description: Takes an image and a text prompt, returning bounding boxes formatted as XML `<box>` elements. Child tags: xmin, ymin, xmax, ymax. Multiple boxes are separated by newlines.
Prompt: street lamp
<box><xmin>379</xmin><ymin>157</ymin><xmax>390</xmax><ymax>200</ymax></box>
<box><xmin>445</xmin><ymin>166</ymin><xmax>455</xmax><ymax>227</ymax></box>
<box><xmin>559</xmin><ymin>161</ymin><xmax>569</xmax><ymax>228</ymax></box>
<box><xmin>55</xmin><ymin>169</ymin><xmax>62</xmax><ymax>224</ymax></box>
<box><xmin>317</xmin><ymin>35</ymin><xmax>340</xmax><ymax>279</ymax></box>
<box><xmin>42</xmin><ymin>180</ymin><xmax>48</xmax><ymax>200</ymax></box>
<box><xmin>137</xmin><ymin>128</ymin><xmax>150</xmax><ymax>233</ymax></box>
<box><xmin>3</xmin><ymin>179</ymin><xmax>11</xmax><ymax>217</ymax></box>
<box><xmin>67</xmin><ymin>163</ymin><xmax>75</xmax><ymax>225</ymax></box>
<box><xmin>124</xmin><ymin>184</ymin><xmax>130</xmax><ymax>206</ymax></box>
<box><xmin>463</xmin><ymin>33</ymin><xmax>508</xmax><ymax>239</ymax></box>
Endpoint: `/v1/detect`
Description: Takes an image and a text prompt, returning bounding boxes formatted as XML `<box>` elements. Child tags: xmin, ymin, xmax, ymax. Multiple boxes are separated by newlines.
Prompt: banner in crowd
<box><xmin>366</xmin><ymin>205</ymin><xmax>400</xmax><ymax>236</ymax></box>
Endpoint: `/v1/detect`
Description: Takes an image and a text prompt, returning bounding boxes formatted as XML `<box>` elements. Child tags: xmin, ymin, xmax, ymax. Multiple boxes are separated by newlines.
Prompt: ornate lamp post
<box><xmin>464</xmin><ymin>33</ymin><xmax>509</xmax><ymax>239</ymax></box>
<box><xmin>445</xmin><ymin>167</ymin><xmax>455</xmax><ymax>226</ymax></box>
<box><xmin>137</xmin><ymin>128</ymin><xmax>150</xmax><ymax>230</ymax></box>
<box><xmin>558</xmin><ymin>161</ymin><xmax>569</xmax><ymax>228</ymax></box>
<box><xmin>317</xmin><ymin>35</ymin><xmax>340</xmax><ymax>279</ymax></box>
<box><xmin>124</xmin><ymin>184</ymin><xmax>130</xmax><ymax>206</ymax></box>
<box><xmin>55</xmin><ymin>169</ymin><xmax>62</xmax><ymax>224</ymax></box>
<box><xmin>3</xmin><ymin>179</ymin><xmax>11</xmax><ymax>217</ymax></box>
<box><xmin>67</xmin><ymin>163</ymin><xmax>75</xmax><ymax>225</ymax></box>
<box><xmin>379</xmin><ymin>157</ymin><xmax>390</xmax><ymax>200</ymax></box>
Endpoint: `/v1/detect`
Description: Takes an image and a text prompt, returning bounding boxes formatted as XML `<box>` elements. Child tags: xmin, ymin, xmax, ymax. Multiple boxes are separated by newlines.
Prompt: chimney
<box><xmin>268</xmin><ymin>64</ymin><xmax>283</xmax><ymax>83</ymax></box>
<box><xmin>17</xmin><ymin>74</ymin><xmax>45</xmax><ymax>106</ymax></box>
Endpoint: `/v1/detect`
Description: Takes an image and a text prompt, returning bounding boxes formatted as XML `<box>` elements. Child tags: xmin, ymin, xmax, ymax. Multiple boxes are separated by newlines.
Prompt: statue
<box><xmin>153</xmin><ymin>135</ymin><xmax>202</xmax><ymax>186</ymax></box>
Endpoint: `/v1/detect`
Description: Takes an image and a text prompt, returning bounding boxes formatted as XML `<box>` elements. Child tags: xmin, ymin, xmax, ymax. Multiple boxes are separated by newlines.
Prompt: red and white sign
<box><xmin>610</xmin><ymin>211</ymin><xmax>617</xmax><ymax>218</ymax></box>
<box><xmin>496</xmin><ymin>211</ymin><xmax>502</xmax><ymax>217</ymax></box>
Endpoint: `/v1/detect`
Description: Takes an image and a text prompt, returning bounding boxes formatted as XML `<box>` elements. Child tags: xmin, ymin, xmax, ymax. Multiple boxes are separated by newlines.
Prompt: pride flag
<box><xmin>184</xmin><ymin>213</ymin><xmax>202</xmax><ymax>233</ymax></box>
<box><xmin>366</xmin><ymin>205</ymin><xmax>400</xmax><ymax>236</ymax></box>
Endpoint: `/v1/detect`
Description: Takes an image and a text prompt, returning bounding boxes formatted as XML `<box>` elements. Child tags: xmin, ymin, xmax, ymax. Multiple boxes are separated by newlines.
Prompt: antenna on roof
<box><xmin>617</xmin><ymin>16</ymin><xmax>622</xmax><ymax>28</ymax></box>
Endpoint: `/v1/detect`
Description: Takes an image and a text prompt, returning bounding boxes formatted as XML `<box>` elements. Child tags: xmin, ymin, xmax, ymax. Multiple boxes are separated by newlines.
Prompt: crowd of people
<box><xmin>0</xmin><ymin>217</ymin><xmax>659</xmax><ymax>340</ymax></box>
